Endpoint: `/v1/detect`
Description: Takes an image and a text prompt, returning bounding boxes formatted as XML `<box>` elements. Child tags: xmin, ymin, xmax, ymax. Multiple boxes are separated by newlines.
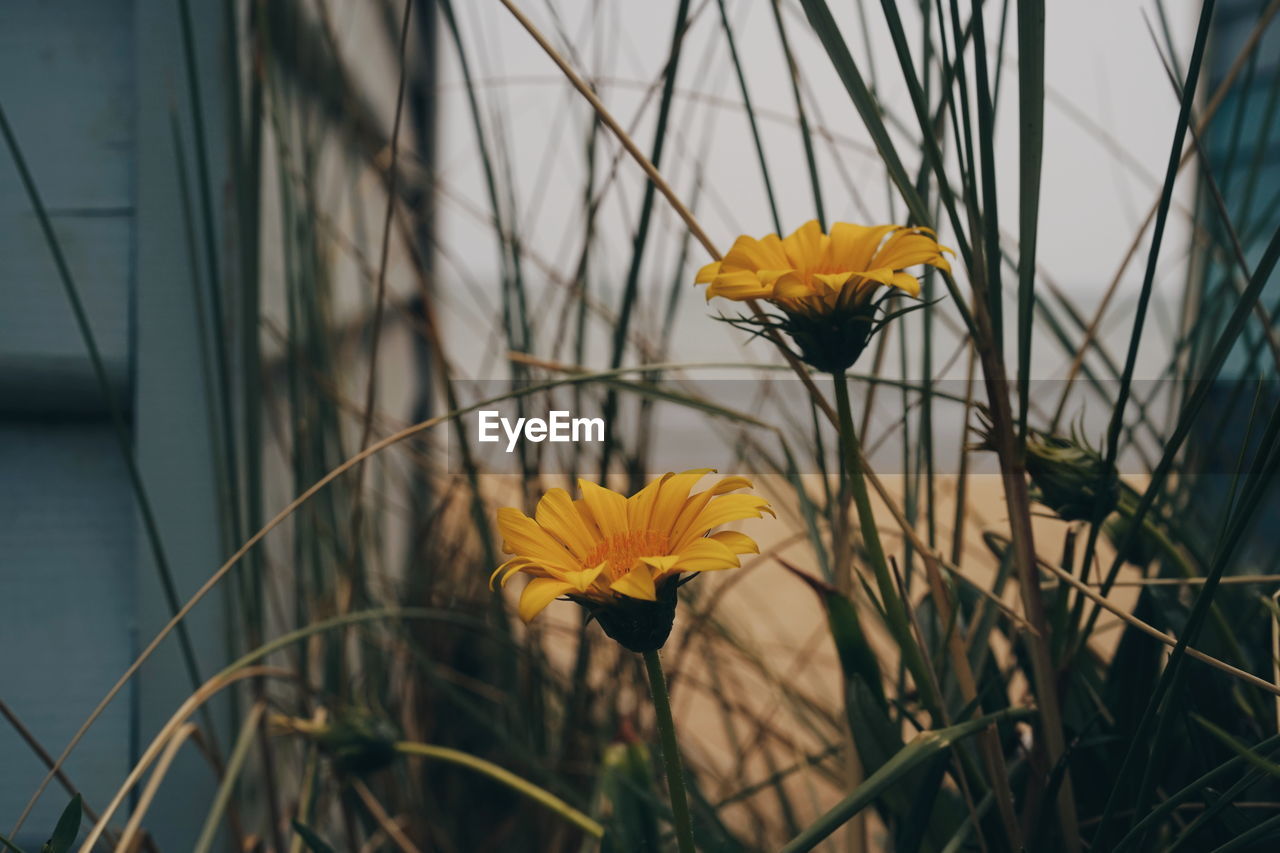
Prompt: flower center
<box><xmin>585</xmin><ymin>529</ymin><xmax>669</xmax><ymax>578</ymax></box>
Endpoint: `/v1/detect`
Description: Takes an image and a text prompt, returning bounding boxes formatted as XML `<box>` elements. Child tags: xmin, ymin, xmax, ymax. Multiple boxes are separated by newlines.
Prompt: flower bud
<box><xmin>277</xmin><ymin>709</ymin><xmax>399</xmax><ymax>777</ymax></box>
<box><xmin>1023</xmin><ymin>429</ymin><xmax>1119</xmax><ymax>522</ymax></box>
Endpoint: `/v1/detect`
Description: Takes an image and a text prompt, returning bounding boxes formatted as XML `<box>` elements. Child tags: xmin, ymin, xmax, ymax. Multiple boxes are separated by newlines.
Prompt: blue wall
<box><xmin>1</xmin><ymin>0</ymin><xmax>228</xmax><ymax>846</ymax></box>
<box><xmin>0</xmin><ymin>1</ymin><xmax>139</xmax><ymax>844</ymax></box>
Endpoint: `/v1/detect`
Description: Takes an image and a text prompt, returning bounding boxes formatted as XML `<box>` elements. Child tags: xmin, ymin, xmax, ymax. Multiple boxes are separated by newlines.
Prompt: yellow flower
<box><xmin>696</xmin><ymin>220</ymin><xmax>951</xmax><ymax>315</ymax></box>
<box><xmin>492</xmin><ymin>471</ymin><xmax>772</xmax><ymax>647</ymax></box>
<box><xmin>695</xmin><ymin>221</ymin><xmax>953</xmax><ymax>372</ymax></box>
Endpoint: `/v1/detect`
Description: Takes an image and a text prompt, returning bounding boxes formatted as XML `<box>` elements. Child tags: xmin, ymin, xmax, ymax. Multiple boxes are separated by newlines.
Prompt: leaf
<box><xmin>40</xmin><ymin>795</ymin><xmax>81</xmax><ymax>853</ymax></box>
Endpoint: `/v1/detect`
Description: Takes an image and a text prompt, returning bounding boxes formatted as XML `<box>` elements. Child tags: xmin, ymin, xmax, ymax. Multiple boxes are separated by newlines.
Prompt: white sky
<box><xmin>423</xmin><ymin>0</ymin><xmax>1198</xmax><ymax>385</ymax></box>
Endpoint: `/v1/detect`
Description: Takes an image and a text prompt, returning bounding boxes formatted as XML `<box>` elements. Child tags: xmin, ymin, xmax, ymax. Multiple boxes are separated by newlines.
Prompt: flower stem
<box><xmin>643</xmin><ymin>649</ymin><xmax>697</xmax><ymax>853</ymax></box>
<box><xmin>830</xmin><ymin>372</ymin><xmax>942</xmax><ymax>716</ymax></box>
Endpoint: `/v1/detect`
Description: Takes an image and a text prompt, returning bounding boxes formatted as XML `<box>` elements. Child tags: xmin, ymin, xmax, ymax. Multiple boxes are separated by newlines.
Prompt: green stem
<box><xmin>831</xmin><ymin>372</ymin><xmax>941</xmax><ymax>716</ymax></box>
<box><xmin>643</xmin><ymin>649</ymin><xmax>697</xmax><ymax>853</ymax></box>
<box><xmin>392</xmin><ymin>741</ymin><xmax>604</xmax><ymax>839</ymax></box>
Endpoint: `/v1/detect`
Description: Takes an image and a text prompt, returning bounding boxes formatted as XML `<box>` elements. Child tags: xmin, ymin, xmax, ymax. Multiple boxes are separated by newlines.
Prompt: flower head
<box><xmin>492</xmin><ymin>470</ymin><xmax>773</xmax><ymax>651</ymax></box>
<box><xmin>696</xmin><ymin>220</ymin><xmax>952</xmax><ymax>372</ymax></box>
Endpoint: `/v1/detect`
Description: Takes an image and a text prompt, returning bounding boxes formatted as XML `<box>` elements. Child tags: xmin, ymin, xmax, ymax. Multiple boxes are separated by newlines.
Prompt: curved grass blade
<box><xmin>779</xmin><ymin>708</ymin><xmax>1034</xmax><ymax>853</ymax></box>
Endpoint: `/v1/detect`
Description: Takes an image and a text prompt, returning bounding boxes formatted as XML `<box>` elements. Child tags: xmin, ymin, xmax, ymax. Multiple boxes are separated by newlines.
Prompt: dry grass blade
<box><xmin>78</xmin><ymin>667</ymin><xmax>287</xmax><ymax>852</ymax></box>
<box><xmin>115</xmin><ymin>723</ymin><xmax>201</xmax><ymax>852</ymax></box>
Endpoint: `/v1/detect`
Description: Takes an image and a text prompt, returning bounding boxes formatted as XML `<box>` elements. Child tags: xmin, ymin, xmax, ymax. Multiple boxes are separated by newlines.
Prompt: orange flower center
<box><xmin>585</xmin><ymin>529</ymin><xmax>669</xmax><ymax>578</ymax></box>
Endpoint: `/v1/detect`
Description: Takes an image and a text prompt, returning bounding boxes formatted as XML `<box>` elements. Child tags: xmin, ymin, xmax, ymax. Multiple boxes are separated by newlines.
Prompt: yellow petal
<box><xmin>490</xmin><ymin>558</ymin><xmax>518</xmax><ymax>588</ymax></box>
<box><xmin>517</xmin><ymin>578</ymin><xmax>575</xmax><ymax>622</ymax></box>
<box><xmin>577</xmin><ymin>479</ymin><xmax>629</xmax><ymax>538</ymax></box>
<box><xmin>870</xmin><ymin>230</ymin><xmax>950</xmax><ymax>272</ymax></box>
<box><xmin>671</xmin><ymin>494</ymin><xmax>774</xmax><ymax>551</ymax></box>
<box><xmin>490</xmin><ymin>556</ymin><xmax>542</xmax><ymax>589</ymax></box>
<box><xmin>496</xmin><ymin>507</ymin><xmax>581</xmax><ymax>574</ymax></box>
<box><xmin>626</xmin><ymin>476</ymin><xmax>665</xmax><ymax>531</ymax></box>
<box><xmin>535</xmin><ymin>488</ymin><xmax>598</xmax><ymax>560</ymax></box>
<box><xmin>572</xmin><ymin>497</ymin><xmax>602</xmax><ymax>540</ymax></box>
<box><xmin>781</xmin><ymin>220</ymin><xmax>827</xmax><ymax>272</ymax></box>
<box><xmin>888</xmin><ymin>271</ymin><xmax>922</xmax><ymax>297</ymax></box>
<box><xmin>756</xmin><ymin>268</ymin><xmax>798</xmax><ymax>285</ymax></box>
<box><xmin>639</xmin><ymin>554</ymin><xmax>681</xmax><ymax>580</ymax></box>
<box><xmin>562</xmin><ymin>561</ymin><xmax>607</xmax><ymax>593</ymax></box>
<box><xmin>722</xmin><ymin>232</ymin><xmax>790</xmax><ymax>272</ymax></box>
<box><xmin>666</xmin><ymin>474</ymin><xmax>754</xmax><ymax>548</ymax></box>
<box><xmin>670</xmin><ymin>537</ymin><xmax>741</xmax><ymax>572</ymax></box>
<box><xmin>812</xmin><ymin>272</ymin><xmax>856</xmax><ymax>293</ymax></box>
<box><xmin>695</xmin><ymin>260</ymin><xmax>722</xmax><ymax>283</ymax></box>
<box><xmin>705</xmin><ymin>271</ymin><xmax>773</xmax><ymax>302</ymax></box>
<box><xmin>772</xmin><ymin>276</ymin><xmax>814</xmax><ymax>300</ymax></box>
<box><xmin>709</xmin><ymin>475</ymin><xmax>754</xmax><ymax>495</ymax></box>
<box><xmin>649</xmin><ymin>470</ymin><xmax>713</xmax><ymax>535</ymax></box>
<box><xmin>610</xmin><ymin>566</ymin><xmax>658</xmax><ymax>601</ymax></box>
<box><xmin>826</xmin><ymin>223</ymin><xmax>896</xmax><ymax>271</ymax></box>
<box><xmin>709</xmin><ymin>530</ymin><xmax>759</xmax><ymax>555</ymax></box>
<box><xmin>856</xmin><ymin>267</ymin><xmax>898</xmax><ymax>286</ymax></box>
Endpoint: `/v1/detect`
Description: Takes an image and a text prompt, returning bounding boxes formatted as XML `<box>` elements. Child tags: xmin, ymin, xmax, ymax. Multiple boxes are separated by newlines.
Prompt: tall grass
<box><xmin>3</xmin><ymin>0</ymin><xmax>1280</xmax><ymax>851</ymax></box>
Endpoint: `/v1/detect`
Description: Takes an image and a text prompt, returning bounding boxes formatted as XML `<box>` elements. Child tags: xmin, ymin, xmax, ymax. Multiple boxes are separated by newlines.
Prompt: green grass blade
<box><xmin>1015</xmin><ymin>0</ymin><xmax>1046</xmax><ymax>434</ymax></box>
<box><xmin>291</xmin><ymin>820</ymin><xmax>337</xmax><ymax>853</ymax></box>
<box><xmin>191</xmin><ymin>704</ymin><xmax>268</xmax><ymax>853</ymax></box>
<box><xmin>600</xmin><ymin>0</ymin><xmax>693</xmax><ymax>479</ymax></box>
<box><xmin>769</xmin><ymin>0</ymin><xmax>826</xmax><ymax>229</ymax></box>
<box><xmin>715</xmin><ymin>0</ymin><xmax>782</xmax><ymax>234</ymax></box>
<box><xmin>873</xmin><ymin>0</ymin><xmax>971</xmax><ymax>262</ymax></box>
<box><xmin>796</xmin><ymin>0</ymin><xmax>933</xmax><ymax>228</ymax></box>
<box><xmin>779</xmin><ymin>708</ymin><xmax>1033</xmax><ymax>853</ymax></box>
